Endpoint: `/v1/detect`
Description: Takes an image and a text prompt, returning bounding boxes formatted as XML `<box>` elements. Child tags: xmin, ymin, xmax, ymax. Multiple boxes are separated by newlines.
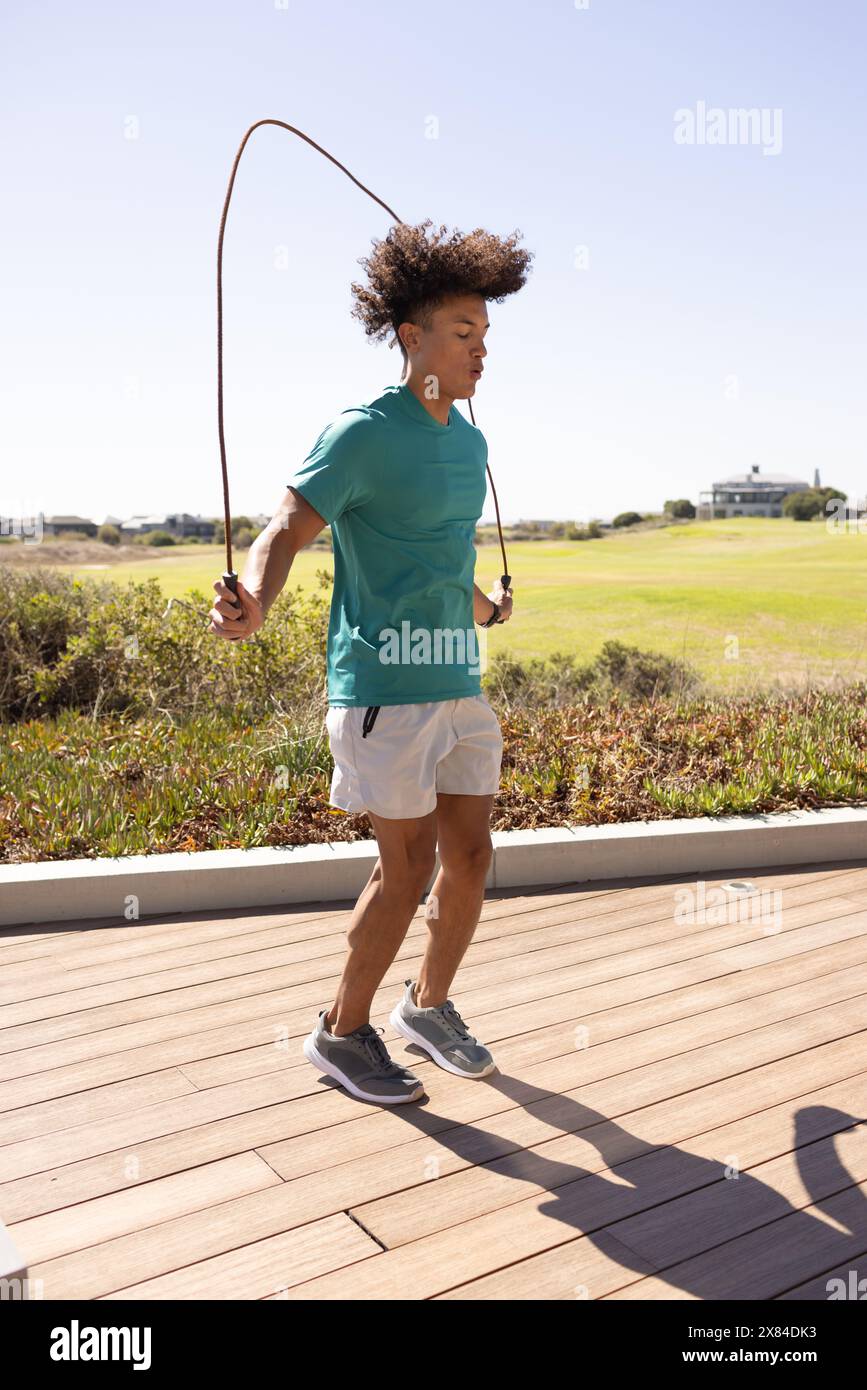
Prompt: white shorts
<box><xmin>325</xmin><ymin>694</ymin><xmax>504</xmax><ymax>820</ymax></box>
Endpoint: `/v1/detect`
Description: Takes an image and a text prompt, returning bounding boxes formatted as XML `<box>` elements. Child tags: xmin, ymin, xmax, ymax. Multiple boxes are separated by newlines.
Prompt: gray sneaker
<box><xmin>389</xmin><ymin>978</ymin><xmax>496</xmax><ymax>1078</ymax></box>
<box><xmin>302</xmin><ymin>1009</ymin><xmax>425</xmax><ymax>1104</ymax></box>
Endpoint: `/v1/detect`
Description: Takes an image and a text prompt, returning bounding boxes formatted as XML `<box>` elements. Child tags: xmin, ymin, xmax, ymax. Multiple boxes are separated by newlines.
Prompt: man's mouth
<box><xmin>470</xmin><ymin>369</ymin><xmax>482</xmax><ymax>378</ymax></box>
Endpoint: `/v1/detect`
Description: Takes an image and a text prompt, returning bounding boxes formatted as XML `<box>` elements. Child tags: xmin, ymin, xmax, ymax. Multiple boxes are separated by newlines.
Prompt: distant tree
<box><xmin>213</xmin><ymin>517</ymin><xmax>255</xmax><ymax>545</ymax></box>
<box><xmin>783</xmin><ymin>486</ymin><xmax>847</xmax><ymax>521</ymax></box>
<box><xmin>137</xmin><ymin>529</ymin><xmax>175</xmax><ymax>546</ymax></box>
<box><xmin>98</xmin><ymin>524</ymin><xmax>121</xmax><ymax>545</ymax></box>
<box><xmin>233</xmin><ymin>526</ymin><xmax>254</xmax><ymax>549</ymax></box>
<box><xmin>586</xmin><ymin>520</ymin><xmax>602</xmax><ymax>538</ymax></box>
<box><xmin>663</xmin><ymin>498</ymin><xmax>696</xmax><ymax>518</ymax></box>
<box><xmin>612</xmin><ymin>511</ymin><xmax>644</xmax><ymax>528</ymax></box>
<box><xmin>547</xmin><ymin>521</ymin><xmax>566</xmax><ymax>538</ymax></box>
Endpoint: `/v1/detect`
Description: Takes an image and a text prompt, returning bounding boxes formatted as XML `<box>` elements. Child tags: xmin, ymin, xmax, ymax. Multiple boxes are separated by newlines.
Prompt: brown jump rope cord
<box><xmin>216</xmin><ymin>119</ymin><xmax>511</xmax><ymax>630</ymax></box>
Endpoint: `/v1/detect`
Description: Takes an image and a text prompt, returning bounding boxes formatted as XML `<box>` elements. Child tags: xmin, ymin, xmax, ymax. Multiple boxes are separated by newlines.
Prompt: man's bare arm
<box><xmin>473</xmin><ymin>579</ymin><xmax>513</xmax><ymax>624</ymax></box>
<box><xmin>241</xmin><ymin>487</ymin><xmax>327</xmax><ymax>616</ymax></box>
<box><xmin>209</xmin><ymin>486</ymin><xmax>327</xmax><ymax>639</ymax></box>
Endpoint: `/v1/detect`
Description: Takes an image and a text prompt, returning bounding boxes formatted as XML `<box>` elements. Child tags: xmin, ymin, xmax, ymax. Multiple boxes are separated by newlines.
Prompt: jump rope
<box><xmin>213</xmin><ymin>119</ymin><xmax>512</xmax><ymax>634</ymax></box>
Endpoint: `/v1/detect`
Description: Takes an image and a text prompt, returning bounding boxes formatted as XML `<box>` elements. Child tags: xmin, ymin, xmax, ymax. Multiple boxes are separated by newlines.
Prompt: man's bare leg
<box><xmin>324</xmin><ymin>806</ymin><xmax>438</xmax><ymax>1036</ymax></box>
<box><xmin>413</xmin><ymin>792</ymin><xmax>495</xmax><ymax>1008</ymax></box>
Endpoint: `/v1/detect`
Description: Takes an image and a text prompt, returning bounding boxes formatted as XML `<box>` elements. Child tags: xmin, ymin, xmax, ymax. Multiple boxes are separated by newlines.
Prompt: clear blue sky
<box><xmin>2</xmin><ymin>0</ymin><xmax>865</xmax><ymax>525</ymax></box>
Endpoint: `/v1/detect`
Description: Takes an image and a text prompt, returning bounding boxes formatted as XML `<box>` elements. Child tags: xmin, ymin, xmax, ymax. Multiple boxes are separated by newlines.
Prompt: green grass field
<box><xmin>54</xmin><ymin>517</ymin><xmax>867</xmax><ymax>693</ymax></box>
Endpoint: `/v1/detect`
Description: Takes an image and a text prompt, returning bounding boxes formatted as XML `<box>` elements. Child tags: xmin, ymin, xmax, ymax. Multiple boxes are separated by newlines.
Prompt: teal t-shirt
<box><xmin>287</xmin><ymin>382</ymin><xmax>488</xmax><ymax>706</ymax></box>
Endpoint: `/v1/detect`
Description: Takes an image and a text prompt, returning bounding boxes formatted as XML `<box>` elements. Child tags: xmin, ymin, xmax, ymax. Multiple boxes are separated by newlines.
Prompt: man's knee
<box><xmin>442</xmin><ymin>839</ymin><xmax>493</xmax><ymax>880</ymax></box>
<box><xmin>380</xmin><ymin>846</ymin><xmax>437</xmax><ymax>894</ymax></box>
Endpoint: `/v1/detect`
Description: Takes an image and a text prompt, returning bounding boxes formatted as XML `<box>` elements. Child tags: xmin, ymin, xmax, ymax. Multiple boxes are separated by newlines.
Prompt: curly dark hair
<box><xmin>350</xmin><ymin>218</ymin><xmax>533</xmax><ymax>362</ymax></box>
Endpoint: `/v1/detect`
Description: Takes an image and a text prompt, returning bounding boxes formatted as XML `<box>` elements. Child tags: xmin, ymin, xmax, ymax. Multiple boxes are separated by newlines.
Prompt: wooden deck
<box><xmin>1</xmin><ymin>857</ymin><xmax>866</xmax><ymax>1301</ymax></box>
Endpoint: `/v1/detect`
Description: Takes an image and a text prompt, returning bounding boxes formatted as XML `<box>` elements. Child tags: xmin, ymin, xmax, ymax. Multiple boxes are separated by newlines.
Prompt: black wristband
<box><xmin>481</xmin><ymin>600</ymin><xmax>500</xmax><ymax>628</ymax></box>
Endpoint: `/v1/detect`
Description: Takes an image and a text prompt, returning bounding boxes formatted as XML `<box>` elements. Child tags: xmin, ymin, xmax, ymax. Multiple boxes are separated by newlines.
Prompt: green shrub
<box><xmin>663</xmin><ymin>498</ymin><xmax>696</xmax><ymax>518</ymax></box>
<box><xmin>612</xmin><ymin>511</ymin><xmax>644</xmax><ymax>528</ymax></box>
<box><xmin>0</xmin><ymin>564</ymin><xmax>331</xmax><ymax>723</ymax></box>
<box><xmin>138</xmin><ymin>530</ymin><xmax>176</xmax><ymax>546</ymax></box>
<box><xmin>783</xmin><ymin>487</ymin><xmax>846</xmax><ymax>521</ymax></box>
<box><xmin>484</xmin><ymin>638</ymin><xmax>701</xmax><ymax>710</ymax></box>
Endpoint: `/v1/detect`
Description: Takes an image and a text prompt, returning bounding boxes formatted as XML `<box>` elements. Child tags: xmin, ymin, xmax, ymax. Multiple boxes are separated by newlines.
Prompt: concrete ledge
<box><xmin>492</xmin><ymin>806</ymin><xmax>867</xmax><ymax>888</ymax></box>
<box><xmin>0</xmin><ymin>806</ymin><xmax>865</xmax><ymax>927</ymax></box>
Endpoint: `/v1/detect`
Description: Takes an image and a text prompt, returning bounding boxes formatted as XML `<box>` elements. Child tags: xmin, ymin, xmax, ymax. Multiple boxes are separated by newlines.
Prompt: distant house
<box><xmin>119</xmin><ymin>513</ymin><xmax>215</xmax><ymax>540</ymax></box>
<box><xmin>697</xmin><ymin>465</ymin><xmax>819</xmax><ymax>519</ymax></box>
<box><xmin>43</xmin><ymin>515</ymin><xmax>98</xmax><ymax>537</ymax></box>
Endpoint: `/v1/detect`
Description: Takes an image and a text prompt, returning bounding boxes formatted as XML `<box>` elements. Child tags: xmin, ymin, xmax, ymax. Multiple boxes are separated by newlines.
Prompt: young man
<box><xmin>209</xmin><ymin>219</ymin><xmax>532</xmax><ymax>1105</ymax></box>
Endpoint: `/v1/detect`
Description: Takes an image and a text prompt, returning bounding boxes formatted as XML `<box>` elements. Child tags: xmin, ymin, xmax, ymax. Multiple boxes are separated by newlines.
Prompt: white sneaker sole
<box><xmin>302</xmin><ymin>1033</ymin><xmax>425</xmax><ymax>1104</ymax></box>
<box><xmin>389</xmin><ymin>1006</ymin><xmax>496</xmax><ymax>1078</ymax></box>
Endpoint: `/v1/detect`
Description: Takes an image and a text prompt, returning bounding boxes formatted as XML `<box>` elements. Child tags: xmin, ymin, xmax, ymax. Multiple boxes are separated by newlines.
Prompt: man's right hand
<box><xmin>208</xmin><ymin>578</ymin><xmax>264</xmax><ymax>642</ymax></box>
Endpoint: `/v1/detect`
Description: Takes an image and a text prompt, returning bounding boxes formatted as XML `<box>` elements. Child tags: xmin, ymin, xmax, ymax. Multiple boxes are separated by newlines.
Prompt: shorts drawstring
<box><xmin>361</xmin><ymin>705</ymin><xmax>381</xmax><ymax>737</ymax></box>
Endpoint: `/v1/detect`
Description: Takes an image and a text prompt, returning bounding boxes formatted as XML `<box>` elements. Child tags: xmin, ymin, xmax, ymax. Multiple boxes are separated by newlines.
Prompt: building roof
<box><xmin>711</xmin><ymin>472</ymin><xmax>809</xmax><ymax>489</ymax></box>
<box><xmin>119</xmin><ymin>514</ymin><xmax>170</xmax><ymax>529</ymax></box>
<box><xmin>119</xmin><ymin>513</ymin><xmax>215</xmax><ymax>528</ymax></box>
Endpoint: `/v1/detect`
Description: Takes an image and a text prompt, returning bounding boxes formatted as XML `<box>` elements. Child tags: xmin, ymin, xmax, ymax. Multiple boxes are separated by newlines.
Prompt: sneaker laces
<box><xmin>440</xmin><ymin>1000</ymin><xmax>471</xmax><ymax>1040</ymax></box>
<box><xmin>357</xmin><ymin>1024</ymin><xmax>405</xmax><ymax>1077</ymax></box>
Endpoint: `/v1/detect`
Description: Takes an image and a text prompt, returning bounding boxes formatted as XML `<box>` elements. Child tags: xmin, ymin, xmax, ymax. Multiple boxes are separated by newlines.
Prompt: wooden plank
<box><xmin>280</xmin><ymin>1067</ymin><xmax>867</xmax><ymax>1301</ymax></box>
<box><xmin>0</xmin><ymin>885</ymin><xmax>707</xmax><ymax>1007</ymax></box>
<box><xmin>10</xmin><ymin>1152</ymin><xmax>280</xmax><ymax>1264</ymax></box>
<box><xmin>4</xmin><ymin>1030</ymin><xmax>861</xmax><ymax>1231</ymax></box>
<box><xmin>432</xmin><ymin>1077</ymin><xmax>867</xmax><ymax>1299</ymax></box>
<box><xmin>0</xmin><ymin>884</ymin><xmax>623</xmax><ymax>968</ymax></box>
<box><xmin>346</xmin><ymin>976</ymin><xmax>867</xmax><ymax>1247</ymax></box>
<box><xmin>2</xmin><ymin>917</ymin><xmax>863</xmax><ymax>1115</ymax></box>
<box><xmin>2</xmin><ymin>879</ymin><xmax>864</xmax><ymax>1069</ymax></box>
<box><xmin>0</xmin><ymin>967</ymin><xmax>863</xmax><ymax>1191</ymax></box>
<box><xmin>100</xmin><ymin>1215</ymin><xmax>381</xmax><ymax>1301</ymax></box>
<box><xmin>776</xmin><ymin>1250</ymin><xmax>867</xmax><ymax>1299</ymax></box>
<box><xmin>0</xmin><ymin>903</ymin><xmax>346</xmax><ymax>963</ymax></box>
<box><xmin>0</xmin><ymin>1069</ymin><xmax>195</xmax><ymax>1145</ymax></box>
<box><xmin>189</xmin><ymin>934</ymin><xmax>867</xmax><ymax>1092</ymax></box>
<box><xmin>0</xmin><ymin>863</ymin><xmax>852</xmax><ymax>978</ymax></box>
<box><xmin>0</xmin><ymin>1217</ymin><xmax>28</xmax><ymax>1293</ymax></box>
<box><xmin>0</xmin><ymin>927</ymin><xmax>72</xmax><ymax>952</ymax></box>
<box><xmin>6</xmin><ymin>862</ymin><xmax>855</xmax><ymax>973</ymax></box>
<box><xmin>605</xmin><ymin>1184</ymin><xmax>867</xmax><ymax>1300</ymax></box>
<box><xmin>0</xmin><ymin>952</ymin><xmax>722</xmax><ymax>1111</ymax></box>
<box><xmin>603</xmin><ymin>1124</ymin><xmax>867</xmax><ymax>1270</ymax></box>
<box><xmin>1</xmin><ymin>995</ymin><xmax>861</xmax><ymax>1245</ymax></box>
<box><xmin>8</xmin><ymin>1061</ymin><xmax>867</xmax><ymax>1301</ymax></box>
<box><xmin>33</xmin><ymin>1193</ymin><xmax>379</xmax><ymax>1300</ymax></box>
<box><xmin>2</xmin><ymin>863</ymin><xmax>865</xmax><ymax>1302</ymax></box>
<box><xmin>0</xmin><ymin>906</ymin><xmax>861</xmax><ymax>1134</ymax></box>
<box><xmin>5</xmin><ymin>867</ymin><xmax>866</xmax><ymax>1025</ymax></box>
